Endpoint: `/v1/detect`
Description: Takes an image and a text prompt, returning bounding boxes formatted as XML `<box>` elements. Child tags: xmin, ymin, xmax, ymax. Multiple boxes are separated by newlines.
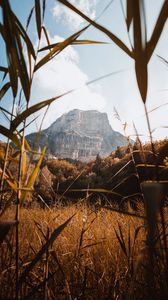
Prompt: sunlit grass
<box><xmin>1</xmin><ymin>204</ymin><xmax>146</xmax><ymax>299</ymax></box>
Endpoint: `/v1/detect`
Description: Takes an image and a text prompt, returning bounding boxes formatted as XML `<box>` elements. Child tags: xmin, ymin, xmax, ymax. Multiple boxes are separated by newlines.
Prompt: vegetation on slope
<box><xmin>33</xmin><ymin>139</ymin><xmax>168</xmax><ymax>207</ymax></box>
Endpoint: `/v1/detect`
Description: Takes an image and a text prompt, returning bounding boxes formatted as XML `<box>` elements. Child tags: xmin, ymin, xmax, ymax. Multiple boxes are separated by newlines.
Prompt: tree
<box><xmin>92</xmin><ymin>153</ymin><xmax>102</xmax><ymax>175</ymax></box>
<box><xmin>114</xmin><ymin>146</ymin><xmax>123</xmax><ymax>159</ymax></box>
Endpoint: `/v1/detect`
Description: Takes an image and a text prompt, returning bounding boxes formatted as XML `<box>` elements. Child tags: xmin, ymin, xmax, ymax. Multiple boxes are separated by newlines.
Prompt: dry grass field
<box><xmin>1</xmin><ymin>201</ymin><xmax>168</xmax><ymax>300</ymax></box>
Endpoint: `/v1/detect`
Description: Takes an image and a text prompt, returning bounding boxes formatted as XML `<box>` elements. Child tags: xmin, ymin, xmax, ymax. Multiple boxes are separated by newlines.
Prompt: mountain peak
<box><xmin>26</xmin><ymin>109</ymin><xmax>128</xmax><ymax>161</ymax></box>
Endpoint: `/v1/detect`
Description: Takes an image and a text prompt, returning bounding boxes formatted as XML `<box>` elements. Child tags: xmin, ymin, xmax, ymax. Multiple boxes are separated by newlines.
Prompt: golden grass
<box><xmin>0</xmin><ymin>203</ymin><xmax>146</xmax><ymax>299</ymax></box>
<box><xmin>1</xmin><ymin>200</ymin><xmax>168</xmax><ymax>299</ymax></box>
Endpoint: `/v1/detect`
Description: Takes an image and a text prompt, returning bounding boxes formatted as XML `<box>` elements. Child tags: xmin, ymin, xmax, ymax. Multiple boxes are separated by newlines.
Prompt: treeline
<box><xmin>0</xmin><ymin>139</ymin><xmax>167</xmax><ymax>206</ymax></box>
<box><xmin>34</xmin><ymin>139</ymin><xmax>168</xmax><ymax>206</ymax></box>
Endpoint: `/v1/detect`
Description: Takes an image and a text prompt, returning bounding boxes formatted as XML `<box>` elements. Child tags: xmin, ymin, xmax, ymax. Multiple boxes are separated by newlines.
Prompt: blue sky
<box><xmin>1</xmin><ymin>0</ymin><xmax>168</xmax><ymax>142</ymax></box>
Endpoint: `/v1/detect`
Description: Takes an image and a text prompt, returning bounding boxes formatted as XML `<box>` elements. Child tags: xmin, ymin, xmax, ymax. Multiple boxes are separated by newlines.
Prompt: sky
<box><xmin>0</xmin><ymin>0</ymin><xmax>168</xmax><ymax>142</ymax></box>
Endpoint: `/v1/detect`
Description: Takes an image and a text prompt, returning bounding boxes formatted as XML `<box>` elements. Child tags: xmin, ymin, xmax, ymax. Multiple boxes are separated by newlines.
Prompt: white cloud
<box><xmin>27</xmin><ymin>31</ymin><xmax>168</xmax><ymax>142</ymax></box>
<box><xmin>29</xmin><ymin>32</ymin><xmax>106</xmax><ymax>132</ymax></box>
<box><xmin>52</xmin><ymin>0</ymin><xmax>97</xmax><ymax>30</ymax></box>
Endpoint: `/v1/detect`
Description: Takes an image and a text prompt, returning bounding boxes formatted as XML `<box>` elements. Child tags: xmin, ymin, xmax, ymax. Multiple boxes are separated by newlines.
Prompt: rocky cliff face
<box><xmin>27</xmin><ymin>109</ymin><xmax>128</xmax><ymax>161</ymax></box>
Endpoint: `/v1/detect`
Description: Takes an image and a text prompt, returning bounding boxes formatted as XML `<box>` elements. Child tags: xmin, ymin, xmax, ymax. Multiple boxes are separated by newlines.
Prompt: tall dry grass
<box><xmin>1</xmin><ymin>202</ymin><xmax>168</xmax><ymax>299</ymax></box>
<box><xmin>0</xmin><ymin>203</ymin><xmax>146</xmax><ymax>300</ymax></box>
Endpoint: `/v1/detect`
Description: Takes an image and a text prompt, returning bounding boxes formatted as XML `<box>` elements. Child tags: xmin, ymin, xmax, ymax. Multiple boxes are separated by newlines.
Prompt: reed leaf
<box><xmin>126</xmin><ymin>0</ymin><xmax>133</xmax><ymax>31</ymax></box>
<box><xmin>21</xmin><ymin>139</ymin><xmax>27</xmax><ymax>182</ymax></box>
<box><xmin>0</xmin><ymin>22</ymin><xmax>4</xmax><ymax>37</ymax></box>
<box><xmin>14</xmin><ymin>29</ymin><xmax>31</xmax><ymax>102</ymax></box>
<box><xmin>0</xmin><ymin>106</ymin><xmax>15</xmax><ymax>118</ymax></box>
<box><xmin>10</xmin><ymin>91</ymin><xmax>70</xmax><ymax>130</ymax></box>
<box><xmin>19</xmin><ymin>145</ymin><xmax>46</xmax><ymax>204</ymax></box>
<box><xmin>70</xmin><ymin>39</ymin><xmax>107</xmax><ymax>45</ymax></box>
<box><xmin>147</xmin><ymin>0</ymin><xmax>168</xmax><ymax>62</ymax></box>
<box><xmin>18</xmin><ymin>214</ymin><xmax>74</xmax><ymax>286</ymax></box>
<box><xmin>103</xmin><ymin>205</ymin><xmax>146</xmax><ymax>220</ymax></box>
<box><xmin>133</xmin><ymin>0</ymin><xmax>147</xmax><ymax>103</ymax></box>
<box><xmin>0</xmin><ymin>125</ymin><xmax>20</xmax><ymax>147</ymax></box>
<box><xmin>107</xmin><ymin>160</ymin><xmax>132</xmax><ymax>183</ymax></box>
<box><xmin>42</xmin><ymin>0</ymin><xmax>46</xmax><ymax>20</ymax></box>
<box><xmin>13</xmin><ymin>13</ymin><xmax>36</xmax><ymax>59</ymax></box>
<box><xmin>0</xmin><ymin>82</ymin><xmax>11</xmax><ymax>100</ymax></box>
<box><xmin>158</xmin><ymin>54</ymin><xmax>168</xmax><ymax>64</ymax></box>
<box><xmin>114</xmin><ymin>223</ymin><xmax>127</xmax><ymax>257</ymax></box>
<box><xmin>39</xmin><ymin>39</ymin><xmax>107</xmax><ymax>52</ymax></box>
<box><xmin>0</xmin><ymin>168</ymin><xmax>18</xmax><ymax>191</ymax></box>
<box><xmin>1</xmin><ymin>0</ymin><xmax>18</xmax><ymax>97</ymax></box>
<box><xmin>0</xmin><ymin>66</ymin><xmax>8</xmax><ymax>73</ymax></box>
<box><xmin>35</xmin><ymin>26</ymin><xmax>89</xmax><ymax>71</ymax></box>
<box><xmin>0</xmin><ymin>122</ymin><xmax>31</xmax><ymax>152</ymax></box>
<box><xmin>19</xmin><ymin>115</ymin><xmax>40</xmax><ymax>133</ymax></box>
<box><xmin>58</xmin><ymin>0</ymin><xmax>133</xmax><ymax>58</ymax></box>
<box><xmin>132</xmin><ymin>225</ymin><xmax>142</xmax><ymax>253</ymax></box>
<box><xmin>69</xmin><ymin>188</ymin><xmax>122</xmax><ymax>197</ymax></box>
<box><xmin>1</xmin><ymin>0</ymin><xmax>31</xmax><ymax>101</ymax></box>
<box><xmin>41</xmin><ymin>25</ymin><xmax>51</xmax><ymax>50</ymax></box>
<box><xmin>26</xmin><ymin>6</ymin><xmax>35</xmax><ymax>31</ymax></box>
<box><xmin>147</xmin><ymin>101</ymin><xmax>168</xmax><ymax>114</ymax></box>
<box><xmin>111</xmin><ymin>173</ymin><xmax>138</xmax><ymax>191</ymax></box>
<box><xmin>35</xmin><ymin>0</ymin><xmax>41</xmax><ymax>39</ymax></box>
<box><xmin>136</xmin><ymin>164</ymin><xmax>164</xmax><ymax>168</ymax></box>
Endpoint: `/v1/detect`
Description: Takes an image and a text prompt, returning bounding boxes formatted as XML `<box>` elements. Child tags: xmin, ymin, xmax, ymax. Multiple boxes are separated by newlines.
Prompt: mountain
<box><xmin>26</xmin><ymin>109</ymin><xmax>128</xmax><ymax>161</ymax></box>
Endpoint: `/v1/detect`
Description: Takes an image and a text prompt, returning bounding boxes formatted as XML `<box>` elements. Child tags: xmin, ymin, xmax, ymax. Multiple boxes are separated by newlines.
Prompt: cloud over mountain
<box><xmin>30</xmin><ymin>31</ymin><xmax>106</xmax><ymax>132</ymax></box>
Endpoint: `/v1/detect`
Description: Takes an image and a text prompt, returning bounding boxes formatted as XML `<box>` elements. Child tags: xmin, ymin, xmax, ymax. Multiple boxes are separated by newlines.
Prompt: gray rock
<box><xmin>26</xmin><ymin>109</ymin><xmax>128</xmax><ymax>161</ymax></box>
